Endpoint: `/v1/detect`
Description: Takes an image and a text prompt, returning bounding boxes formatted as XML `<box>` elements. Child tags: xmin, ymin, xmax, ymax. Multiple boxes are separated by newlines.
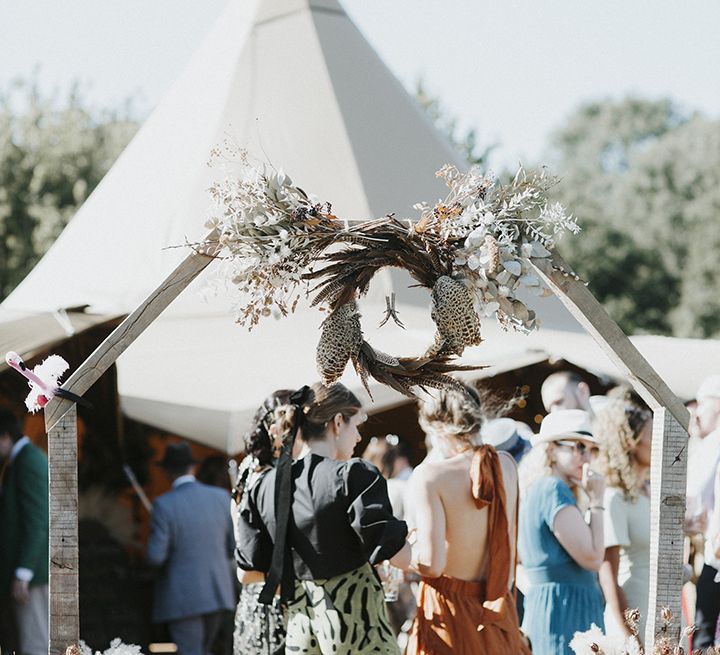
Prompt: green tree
<box><xmin>548</xmin><ymin>97</ymin><xmax>720</xmax><ymax>337</ymax></box>
<box><xmin>0</xmin><ymin>80</ymin><xmax>138</xmax><ymax>301</ymax></box>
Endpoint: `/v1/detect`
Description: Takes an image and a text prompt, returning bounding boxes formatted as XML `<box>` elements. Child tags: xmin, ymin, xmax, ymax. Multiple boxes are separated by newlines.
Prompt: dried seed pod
<box><xmin>484</xmin><ymin>234</ymin><xmax>502</xmax><ymax>276</ymax></box>
<box><xmin>316</xmin><ymin>302</ymin><xmax>362</xmax><ymax>384</ymax></box>
<box><xmin>430</xmin><ymin>275</ymin><xmax>482</xmax><ymax>356</ymax></box>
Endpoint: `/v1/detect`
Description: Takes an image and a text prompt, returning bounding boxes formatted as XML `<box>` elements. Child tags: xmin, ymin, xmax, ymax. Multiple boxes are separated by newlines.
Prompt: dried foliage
<box><xmin>203</xmin><ymin>152</ymin><xmax>578</xmax><ymax>397</ymax></box>
<box><xmin>569</xmin><ymin>606</ymin><xmax>715</xmax><ymax>655</ymax></box>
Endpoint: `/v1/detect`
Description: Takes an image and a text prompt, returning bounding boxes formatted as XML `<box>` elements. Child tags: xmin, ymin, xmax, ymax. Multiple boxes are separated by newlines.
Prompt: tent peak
<box><xmin>252</xmin><ymin>0</ymin><xmax>345</xmax><ymax>25</ymax></box>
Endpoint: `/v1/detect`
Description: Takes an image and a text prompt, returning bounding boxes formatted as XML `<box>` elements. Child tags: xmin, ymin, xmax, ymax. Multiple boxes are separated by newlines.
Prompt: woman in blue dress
<box><xmin>518</xmin><ymin>409</ymin><xmax>606</xmax><ymax>655</ymax></box>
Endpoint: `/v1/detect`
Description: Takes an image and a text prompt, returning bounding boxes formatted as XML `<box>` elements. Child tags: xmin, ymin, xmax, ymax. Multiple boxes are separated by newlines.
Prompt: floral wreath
<box><xmin>201</xmin><ymin>147</ymin><xmax>579</xmax><ymax>398</ymax></box>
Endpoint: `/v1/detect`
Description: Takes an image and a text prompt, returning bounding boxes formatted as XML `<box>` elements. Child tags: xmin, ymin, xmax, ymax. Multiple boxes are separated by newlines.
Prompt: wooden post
<box><xmin>47</xmin><ymin>405</ymin><xmax>79</xmax><ymax>654</ymax></box>
<box><xmin>43</xmin><ymin>230</ymin><xmax>219</xmax><ymax>652</ymax></box>
<box><xmin>645</xmin><ymin>408</ymin><xmax>688</xmax><ymax>646</ymax></box>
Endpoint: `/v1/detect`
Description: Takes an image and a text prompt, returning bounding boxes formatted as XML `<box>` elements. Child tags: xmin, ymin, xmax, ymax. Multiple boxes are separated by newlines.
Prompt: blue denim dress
<box><xmin>519</xmin><ymin>476</ymin><xmax>604</xmax><ymax>655</ymax></box>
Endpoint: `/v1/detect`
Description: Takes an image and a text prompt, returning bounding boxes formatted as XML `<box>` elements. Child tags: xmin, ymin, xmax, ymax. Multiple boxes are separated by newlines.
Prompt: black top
<box><xmin>236</xmin><ymin>454</ymin><xmax>408</xmax><ymax>580</ymax></box>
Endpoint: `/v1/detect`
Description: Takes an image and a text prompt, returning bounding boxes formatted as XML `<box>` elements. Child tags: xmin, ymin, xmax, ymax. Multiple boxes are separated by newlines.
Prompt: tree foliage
<box><xmin>548</xmin><ymin>98</ymin><xmax>720</xmax><ymax>337</ymax></box>
<box><xmin>0</xmin><ymin>80</ymin><xmax>138</xmax><ymax>301</ymax></box>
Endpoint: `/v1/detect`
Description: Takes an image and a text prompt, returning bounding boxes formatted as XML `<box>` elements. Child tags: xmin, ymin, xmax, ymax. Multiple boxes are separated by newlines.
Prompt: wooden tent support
<box><xmin>532</xmin><ymin>253</ymin><xmax>690</xmax><ymax>647</ymax></box>
<box><xmin>43</xmin><ymin>230</ymin><xmax>218</xmax><ymax>651</ymax></box>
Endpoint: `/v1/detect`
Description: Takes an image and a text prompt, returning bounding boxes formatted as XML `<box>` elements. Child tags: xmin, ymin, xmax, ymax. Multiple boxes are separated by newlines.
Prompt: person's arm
<box><xmin>235</xmin><ymin>485</ymin><xmax>273</xmax><ymax>573</ymax></box>
<box><xmin>407</xmin><ymin>464</ymin><xmax>446</xmax><ymax>578</ymax></box>
<box><xmin>598</xmin><ymin>546</ymin><xmax>631</xmax><ymax>636</ymax></box>
<box><xmin>345</xmin><ymin>459</ymin><xmax>409</xmax><ymax>565</ymax></box>
<box><xmin>389</xmin><ymin>541</ymin><xmax>412</xmax><ymax>570</ymax></box>
<box><xmin>711</xmin><ymin>467</ymin><xmax>720</xmax><ymax>558</ymax></box>
<box><xmin>146</xmin><ymin>501</ymin><xmax>172</xmax><ymax>567</ymax></box>
<box><xmin>553</xmin><ymin>505</ymin><xmax>605</xmax><ymax>571</ymax></box>
<box><xmin>498</xmin><ymin>452</ymin><xmax>518</xmax><ymax>589</ymax></box>
<box><xmin>553</xmin><ymin>464</ymin><xmax>606</xmax><ymax>572</ymax></box>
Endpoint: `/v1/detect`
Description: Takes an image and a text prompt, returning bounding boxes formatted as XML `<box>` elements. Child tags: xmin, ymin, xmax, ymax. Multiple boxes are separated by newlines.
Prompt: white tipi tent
<box><xmin>2</xmin><ymin>0</ymin><xmax>716</xmax><ymax>451</ymax></box>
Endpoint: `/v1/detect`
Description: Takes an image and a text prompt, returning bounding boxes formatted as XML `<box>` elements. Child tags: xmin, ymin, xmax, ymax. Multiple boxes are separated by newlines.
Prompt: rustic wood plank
<box><xmin>531</xmin><ymin>253</ymin><xmax>689</xmax><ymax>430</ymax></box>
<box><xmin>644</xmin><ymin>408</ymin><xmax>687</xmax><ymax>647</ymax></box>
<box><xmin>46</xmin><ymin>404</ymin><xmax>79</xmax><ymax>654</ymax></box>
<box><xmin>44</xmin><ymin>230</ymin><xmax>220</xmax><ymax>431</ymax></box>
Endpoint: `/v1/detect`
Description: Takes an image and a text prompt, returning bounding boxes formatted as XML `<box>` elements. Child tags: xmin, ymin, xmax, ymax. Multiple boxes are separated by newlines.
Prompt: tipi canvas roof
<box><xmin>2</xmin><ymin>0</ymin><xmax>714</xmax><ymax>452</ymax></box>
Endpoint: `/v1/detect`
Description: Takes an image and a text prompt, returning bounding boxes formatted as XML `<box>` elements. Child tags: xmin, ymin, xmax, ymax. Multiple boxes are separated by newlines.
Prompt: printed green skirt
<box><xmin>285</xmin><ymin>563</ymin><xmax>400</xmax><ymax>655</ymax></box>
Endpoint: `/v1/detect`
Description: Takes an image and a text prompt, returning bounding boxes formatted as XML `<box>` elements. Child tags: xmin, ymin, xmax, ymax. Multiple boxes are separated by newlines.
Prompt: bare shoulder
<box><xmin>411</xmin><ymin>461</ymin><xmax>443</xmax><ymax>487</ymax></box>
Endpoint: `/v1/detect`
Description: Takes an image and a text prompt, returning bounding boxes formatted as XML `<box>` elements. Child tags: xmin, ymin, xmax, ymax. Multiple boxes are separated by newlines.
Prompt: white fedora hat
<box><xmin>532</xmin><ymin>409</ymin><xmax>596</xmax><ymax>446</ymax></box>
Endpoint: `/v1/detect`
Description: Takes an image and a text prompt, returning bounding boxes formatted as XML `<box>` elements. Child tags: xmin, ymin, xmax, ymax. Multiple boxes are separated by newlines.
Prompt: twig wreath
<box><xmin>201</xmin><ymin>147</ymin><xmax>579</xmax><ymax>398</ymax></box>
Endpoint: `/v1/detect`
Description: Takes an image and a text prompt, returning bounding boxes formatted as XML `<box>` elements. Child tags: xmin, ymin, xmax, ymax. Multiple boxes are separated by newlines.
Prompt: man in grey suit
<box><xmin>147</xmin><ymin>443</ymin><xmax>235</xmax><ymax>655</ymax></box>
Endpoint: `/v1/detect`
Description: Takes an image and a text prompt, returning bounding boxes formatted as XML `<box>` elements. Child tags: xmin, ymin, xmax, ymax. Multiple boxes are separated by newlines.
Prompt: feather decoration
<box><xmin>305</xmin><ymin>217</ymin><xmax>453</xmax><ymax>309</ymax></box>
<box><xmin>5</xmin><ymin>351</ymin><xmax>69</xmax><ymax>413</ymax></box>
<box><xmin>352</xmin><ymin>340</ymin><xmax>484</xmax><ymax>400</ymax></box>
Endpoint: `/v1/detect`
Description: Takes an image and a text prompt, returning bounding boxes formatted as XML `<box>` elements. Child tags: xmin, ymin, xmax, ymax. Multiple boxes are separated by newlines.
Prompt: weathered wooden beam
<box><xmin>42</xmin><ymin>230</ymin><xmax>219</xmax><ymax>652</ymax></box>
<box><xmin>531</xmin><ymin>253</ymin><xmax>690</xmax><ymax>430</ymax></box>
<box><xmin>645</xmin><ymin>408</ymin><xmax>687</xmax><ymax>646</ymax></box>
<box><xmin>47</xmin><ymin>404</ymin><xmax>79</xmax><ymax>654</ymax></box>
<box><xmin>45</xmin><ymin>230</ymin><xmax>219</xmax><ymax>431</ymax></box>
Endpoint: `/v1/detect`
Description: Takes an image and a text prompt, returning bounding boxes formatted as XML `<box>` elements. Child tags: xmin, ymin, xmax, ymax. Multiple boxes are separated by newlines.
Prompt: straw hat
<box><xmin>532</xmin><ymin>409</ymin><xmax>596</xmax><ymax>446</ymax></box>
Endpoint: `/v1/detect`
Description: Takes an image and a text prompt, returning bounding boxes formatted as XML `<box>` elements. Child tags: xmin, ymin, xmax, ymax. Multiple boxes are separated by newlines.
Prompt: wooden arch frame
<box><xmin>43</xmin><ymin>230</ymin><xmax>690</xmax><ymax>653</ymax></box>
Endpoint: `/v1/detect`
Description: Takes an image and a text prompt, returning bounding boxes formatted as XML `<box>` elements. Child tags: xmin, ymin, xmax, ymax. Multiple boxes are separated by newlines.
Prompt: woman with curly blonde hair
<box><xmin>594</xmin><ymin>392</ymin><xmax>652</xmax><ymax>641</ymax></box>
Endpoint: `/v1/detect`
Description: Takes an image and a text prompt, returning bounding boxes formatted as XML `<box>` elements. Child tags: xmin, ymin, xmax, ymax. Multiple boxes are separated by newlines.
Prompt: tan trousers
<box><xmin>15</xmin><ymin>584</ymin><xmax>48</xmax><ymax>655</ymax></box>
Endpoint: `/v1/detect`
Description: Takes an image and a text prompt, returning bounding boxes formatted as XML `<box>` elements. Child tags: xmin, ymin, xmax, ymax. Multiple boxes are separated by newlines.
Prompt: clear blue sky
<box><xmin>1</xmin><ymin>0</ymin><xmax>719</xmax><ymax>168</ymax></box>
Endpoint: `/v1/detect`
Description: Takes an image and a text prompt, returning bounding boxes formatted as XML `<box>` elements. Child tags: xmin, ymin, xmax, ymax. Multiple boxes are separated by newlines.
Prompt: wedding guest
<box><xmin>686</xmin><ymin>374</ymin><xmax>720</xmax><ymax>648</ymax></box>
<box><xmin>593</xmin><ymin>393</ymin><xmax>652</xmax><ymax>641</ymax></box>
<box><xmin>362</xmin><ymin>435</ymin><xmax>414</xmax><ymax>519</ymax></box>
<box><xmin>361</xmin><ymin>436</ymin><xmax>394</xmax><ymax>477</ymax></box>
<box><xmin>147</xmin><ymin>442</ymin><xmax>236</xmax><ymax>655</ymax></box>
<box><xmin>231</xmin><ymin>389</ymin><xmax>294</xmax><ymax>655</ymax></box>
<box><xmin>0</xmin><ymin>410</ymin><xmax>48</xmax><ymax>655</ymax></box>
<box><xmin>541</xmin><ymin>371</ymin><xmax>592</xmax><ymax>414</ymax></box>
<box><xmin>386</xmin><ymin>437</ymin><xmax>414</xmax><ymax>481</ymax></box>
<box><xmin>236</xmin><ymin>383</ymin><xmax>410</xmax><ymax>655</ymax></box>
<box><xmin>405</xmin><ymin>385</ymin><xmax>530</xmax><ymax>654</ymax></box>
<box><xmin>518</xmin><ymin>410</ymin><xmax>605</xmax><ymax>655</ymax></box>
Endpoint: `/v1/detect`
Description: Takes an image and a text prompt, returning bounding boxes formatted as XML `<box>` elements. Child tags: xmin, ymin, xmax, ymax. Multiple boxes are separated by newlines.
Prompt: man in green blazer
<box><xmin>0</xmin><ymin>409</ymin><xmax>49</xmax><ymax>655</ymax></box>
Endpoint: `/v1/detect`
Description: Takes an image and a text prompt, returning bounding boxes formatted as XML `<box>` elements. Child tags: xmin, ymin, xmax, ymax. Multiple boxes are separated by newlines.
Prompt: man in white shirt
<box><xmin>687</xmin><ymin>375</ymin><xmax>720</xmax><ymax>649</ymax></box>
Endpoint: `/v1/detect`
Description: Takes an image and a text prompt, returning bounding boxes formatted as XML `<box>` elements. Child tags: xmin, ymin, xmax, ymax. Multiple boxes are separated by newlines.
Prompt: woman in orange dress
<box><xmin>405</xmin><ymin>385</ymin><xmax>530</xmax><ymax>655</ymax></box>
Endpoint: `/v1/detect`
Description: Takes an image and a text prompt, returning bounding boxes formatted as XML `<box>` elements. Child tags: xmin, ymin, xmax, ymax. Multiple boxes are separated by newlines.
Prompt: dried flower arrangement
<box><xmin>66</xmin><ymin>639</ymin><xmax>144</xmax><ymax>655</ymax></box>
<box><xmin>202</xmin><ymin>150</ymin><xmax>579</xmax><ymax>397</ymax></box>
<box><xmin>569</xmin><ymin>607</ymin><xmax>716</xmax><ymax>655</ymax></box>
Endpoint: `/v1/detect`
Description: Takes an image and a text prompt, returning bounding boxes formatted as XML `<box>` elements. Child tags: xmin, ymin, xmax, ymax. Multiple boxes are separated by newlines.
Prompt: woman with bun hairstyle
<box><xmin>406</xmin><ymin>384</ymin><xmax>530</xmax><ymax>655</ymax></box>
<box><xmin>231</xmin><ymin>389</ymin><xmax>294</xmax><ymax>655</ymax></box>
<box><xmin>236</xmin><ymin>382</ymin><xmax>410</xmax><ymax>655</ymax></box>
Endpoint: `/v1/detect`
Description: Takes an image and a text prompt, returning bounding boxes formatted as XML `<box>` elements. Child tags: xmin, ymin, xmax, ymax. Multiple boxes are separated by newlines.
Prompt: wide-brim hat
<box><xmin>532</xmin><ymin>409</ymin><xmax>597</xmax><ymax>446</ymax></box>
<box><xmin>157</xmin><ymin>442</ymin><xmax>197</xmax><ymax>468</ymax></box>
<box><xmin>481</xmin><ymin>418</ymin><xmax>523</xmax><ymax>451</ymax></box>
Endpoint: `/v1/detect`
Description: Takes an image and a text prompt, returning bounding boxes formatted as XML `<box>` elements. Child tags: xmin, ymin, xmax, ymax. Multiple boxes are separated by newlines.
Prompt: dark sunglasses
<box><xmin>555</xmin><ymin>440</ymin><xmax>594</xmax><ymax>456</ymax></box>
